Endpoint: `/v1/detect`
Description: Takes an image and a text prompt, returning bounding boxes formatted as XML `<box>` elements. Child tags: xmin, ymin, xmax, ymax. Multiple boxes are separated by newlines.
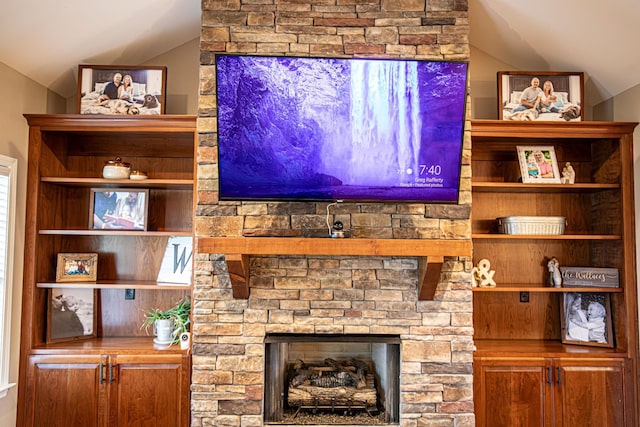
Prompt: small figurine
<box><xmin>473</xmin><ymin>258</ymin><xmax>496</xmax><ymax>287</ymax></box>
<box><xmin>547</xmin><ymin>257</ymin><xmax>562</xmax><ymax>287</ymax></box>
<box><xmin>561</xmin><ymin>162</ymin><xmax>575</xmax><ymax>184</ymax></box>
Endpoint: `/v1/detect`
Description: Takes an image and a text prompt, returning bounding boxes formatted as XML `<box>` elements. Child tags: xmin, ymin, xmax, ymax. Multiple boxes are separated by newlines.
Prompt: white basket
<box><xmin>497</xmin><ymin>216</ymin><xmax>566</xmax><ymax>235</ymax></box>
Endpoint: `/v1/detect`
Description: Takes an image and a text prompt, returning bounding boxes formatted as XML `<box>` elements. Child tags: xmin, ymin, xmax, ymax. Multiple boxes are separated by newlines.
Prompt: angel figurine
<box><xmin>561</xmin><ymin>162</ymin><xmax>575</xmax><ymax>184</ymax></box>
<box><xmin>547</xmin><ymin>257</ymin><xmax>562</xmax><ymax>287</ymax></box>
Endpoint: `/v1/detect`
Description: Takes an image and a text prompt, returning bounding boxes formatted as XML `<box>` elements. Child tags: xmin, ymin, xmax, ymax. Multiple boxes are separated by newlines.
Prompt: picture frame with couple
<box><xmin>498</xmin><ymin>71</ymin><xmax>584</xmax><ymax>122</ymax></box>
<box><xmin>560</xmin><ymin>292</ymin><xmax>614</xmax><ymax>348</ymax></box>
<box><xmin>77</xmin><ymin>65</ymin><xmax>167</xmax><ymax>115</ymax></box>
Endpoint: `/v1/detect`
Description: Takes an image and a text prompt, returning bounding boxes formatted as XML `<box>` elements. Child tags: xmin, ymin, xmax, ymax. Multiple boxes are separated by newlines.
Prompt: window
<box><xmin>0</xmin><ymin>155</ymin><xmax>17</xmax><ymax>398</ymax></box>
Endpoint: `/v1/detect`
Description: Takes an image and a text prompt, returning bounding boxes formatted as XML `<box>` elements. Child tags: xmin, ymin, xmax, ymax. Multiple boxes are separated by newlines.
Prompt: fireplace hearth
<box><xmin>264</xmin><ymin>334</ymin><xmax>400</xmax><ymax>425</ymax></box>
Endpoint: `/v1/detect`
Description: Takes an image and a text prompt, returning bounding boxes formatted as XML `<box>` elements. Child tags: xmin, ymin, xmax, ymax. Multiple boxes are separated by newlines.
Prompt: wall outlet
<box><xmin>519</xmin><ymin>291</ymin><xmax>529</xmax><ymax>303</ymax></box>
<box><xmin>125</xmin><ymin>289</ymin><xmax>135</xmax><ymax>300</ymax></box>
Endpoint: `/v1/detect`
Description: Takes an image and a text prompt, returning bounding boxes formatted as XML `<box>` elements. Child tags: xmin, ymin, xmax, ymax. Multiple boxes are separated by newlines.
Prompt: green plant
<box><xmin>141</xmin><ymin>298</ymin><xmax>191</xmax><ymax>344</ymax></box>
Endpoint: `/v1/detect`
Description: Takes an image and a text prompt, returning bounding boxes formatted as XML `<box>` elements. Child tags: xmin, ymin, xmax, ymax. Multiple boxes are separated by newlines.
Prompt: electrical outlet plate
<box><xmin>125</xmin><ymin>289</ymin><xmax>135</xmax><ymax>300</ymax></box>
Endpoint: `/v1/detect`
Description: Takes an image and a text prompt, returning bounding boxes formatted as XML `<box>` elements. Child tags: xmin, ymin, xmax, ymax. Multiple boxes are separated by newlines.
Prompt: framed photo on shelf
<box><xmin>77</xmin><ymin>64</ymin><xmax>167</xmax><ymax>115</ymax></box>
<box><xmin>55</xmin><ymin>253</ymin><xmax>98</xmax><ymax>282</ymax></box>
<box><xmin>89</xmin><ymin>188</ymin><xmax>149</xmax><ymax>231</ymax></box>
<box><xmin>560</xmin><ymin>292</ymin><xmax>614</xmax><ymax>348</ymax></box>
<box><xmin>498</xmin><ymin>71</ymin><xmax>584</xmax><ymax>121</ymax></box>
<box><xmin>517</xmin><ymin>146</ymin><xmax>562</xmax><ymax>184</ymax></box>
<box><xmin>47</xmin><ymin>288</ymin><xmax>98</xmax><ymax>343</ymax></box>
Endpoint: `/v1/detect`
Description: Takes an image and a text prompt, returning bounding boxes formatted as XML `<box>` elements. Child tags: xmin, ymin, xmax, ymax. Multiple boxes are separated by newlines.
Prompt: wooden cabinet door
<box><xmin>554</xmin><ymin>359</ymin><xmax>626</xmax><ymax>427</ymax></box>
<box><xmin>475</xmin><ymin>357</ymin><xmax>552</xmax><ymax>427</ymax></box>
<box><xmin>109</xmin><ymin>354</ymin><xmax>190</xmax><ymax>427</ymax></box>
<box><xmin>25</xmin><ymin>354</ymin><xmax>107</xmax><ymax>427</ymax></box>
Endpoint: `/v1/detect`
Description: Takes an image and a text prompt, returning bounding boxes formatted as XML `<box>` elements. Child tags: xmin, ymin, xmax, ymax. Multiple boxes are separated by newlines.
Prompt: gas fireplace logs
<box><xmin>288</xmin><ymin>358</ymin><xmax>377</xmax><ymax>412</ymax></box>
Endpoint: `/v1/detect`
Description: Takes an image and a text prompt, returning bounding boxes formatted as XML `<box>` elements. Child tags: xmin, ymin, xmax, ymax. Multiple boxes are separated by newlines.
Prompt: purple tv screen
<box><xmin>215</xmin><ymin>55</ymin><xmax>468</xmax><ymax>203</ymax></box>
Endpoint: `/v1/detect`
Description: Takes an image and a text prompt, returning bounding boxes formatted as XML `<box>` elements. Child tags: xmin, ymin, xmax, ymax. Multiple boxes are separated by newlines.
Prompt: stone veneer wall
<box><xmin>193</xmin><ymin>1</ymin><xmax>473</xmax><ymax>426</ymax></box>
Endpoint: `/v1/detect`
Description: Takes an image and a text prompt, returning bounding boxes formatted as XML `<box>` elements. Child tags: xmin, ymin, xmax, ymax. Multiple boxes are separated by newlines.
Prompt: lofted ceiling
<box><xmin>469</xmin><ymin>0</ymin><xmax>640</xmax><ymax>107</ymax></box>
<box><xmin>1</xmin><ymin>1</ymin><xmax>637</xmax><ymax>106</ymax></box>
<box><xmin>0</xmin><ymin>0</ymin><xmax>201</xmax><ymax>98</ymax></box>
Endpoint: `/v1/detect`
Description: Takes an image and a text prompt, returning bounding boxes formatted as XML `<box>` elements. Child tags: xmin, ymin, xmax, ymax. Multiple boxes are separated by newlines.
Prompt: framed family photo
<box><xmin>89</xmin><ymin>189</ymin><xmax>149</xmax><ymax>231</ymax></box>
<box><xmin>498</xmin><ymin>71</ymin><xmax>584</xmax><ymax>121</ymax></box>
<box><xmin>47</xmin><ymin>288</ymin><xmax>97</xmax><ymax>343</ymax></box>
<box><xmin>517</xmin><ymin>146</ymin><xmax>562</xmax><ymax>184</ymax></box>
<box><xmin>77</xmin><ymin>65</ymin><xmax>166</xmax><ymax>115</ymax></box>
<box><xmin>56</xmin><ymin>253</ymin><xmax>98</xmax><ymax>283</ymax></box>
<box><xmin>560</xmin><ymin>292</ymin><xmax>614</xmax><ymax>348</ymax></box>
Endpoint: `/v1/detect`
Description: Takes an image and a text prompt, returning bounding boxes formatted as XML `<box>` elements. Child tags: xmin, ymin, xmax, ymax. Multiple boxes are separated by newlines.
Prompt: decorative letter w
<box><xmin>173</xmin><ymin>244</ymin><xmax>193</xmax><ymax>274</ymax></box>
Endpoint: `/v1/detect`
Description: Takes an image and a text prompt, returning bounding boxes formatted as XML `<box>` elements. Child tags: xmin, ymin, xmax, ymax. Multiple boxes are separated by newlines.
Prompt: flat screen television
<box><xmin>215</xmin><ymin>54</ymin><xmax>468</xmax><ymax>203</ymax></box>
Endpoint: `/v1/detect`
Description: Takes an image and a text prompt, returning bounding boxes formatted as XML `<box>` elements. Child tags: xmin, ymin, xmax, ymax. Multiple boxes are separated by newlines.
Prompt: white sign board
<box><xmin>157</xmin><ymin>236</ymin><xmax>193</xmax><ymax>285</ymax></box>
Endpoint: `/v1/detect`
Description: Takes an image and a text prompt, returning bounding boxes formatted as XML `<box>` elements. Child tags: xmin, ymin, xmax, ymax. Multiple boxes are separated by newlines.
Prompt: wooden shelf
<box><xmin>41</xmin><ymin>177</ymin><xmax>193</xmax><ymax>189</ymax></box>
<box><xmin>474</xmin><ymin>339</ymin><xmax>628</xmax><ymax>358</ymax></box>
<box><xmin>472</xmin><ymin>233</ymin><xmax>621</xmax><ymax>240</ymax></box>
<box><xmin>24</xmin><ymin>113</ymin><xmax>196</xmax><ymax>131</ymax></box>
<box><xmin>197</xmin><ymin>237</ymin><xmax>471</xmax><ymax>300</ymax></box>
<box><xmin>30</xmin><ymin>337</ymin><xmax>189</xmax><ymax>355</ymax></box>
<box><xmin>37</xmin><ymin>280</ymin><xmax>191</xmax><ymax>290</ymax></box>
<box><xmin>473</xmin><ymin>285</ymin><xmax>622</xmax><ymax>293</ymax></box>
<box><xmin>470</xmin><ymin>119</ymin><xmax>638</xmax><ymax>139</ymax></box>
<box><xmin>39</xmin><ymin>229</ymin><xmax>192</xmax><ymax>236</ymax></box>
<box><xmin>472</xmin><ymin>182</ymin><xmax>619</xmax><ymax>193</ymax></box>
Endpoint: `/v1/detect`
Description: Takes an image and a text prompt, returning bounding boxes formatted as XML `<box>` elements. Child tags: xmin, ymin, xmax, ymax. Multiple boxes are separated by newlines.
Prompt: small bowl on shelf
<box><xmin>102</xmin><ymin>157</ymin><xmax>131</xmax><ymax>179</ymax></box>
<box><xmin>129</xmin><ymin>170</ymin><xmax>148</xmax><ymax>181</ymax></box>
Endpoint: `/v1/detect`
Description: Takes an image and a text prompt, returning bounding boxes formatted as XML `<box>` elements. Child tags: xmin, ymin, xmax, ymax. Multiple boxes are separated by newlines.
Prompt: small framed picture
<box><xmin>56</xmin><ymin>253</ymin><xmax>98</xmax><ymax>282</ymax></box>
<box><xmin>498</xmin><ymin>71</ymin><xmax>584</xmax><ymax>121</ymax></box>
<box><xmin>77</xmin><ymin>65</ymin><xmax>166</xmax><ymax>115</ymax></box>
<box><xmin>561</xmin><ymin>292</ymin><xmax>614</xmax><ymax>348</ymax></box>
<box><xmin>47</xmin><ymin>288</ymin><xmax>97</xmax><ymax>343</ymax></box>
<box><xmin>89</xmin><ymin>189</ymin><xmax>149</xmax><ymax>231</ymax></box>
<box><xmin>517</xmin><ymin>146</ymin><xmax>561</xmax><ymax>184</ymax></box>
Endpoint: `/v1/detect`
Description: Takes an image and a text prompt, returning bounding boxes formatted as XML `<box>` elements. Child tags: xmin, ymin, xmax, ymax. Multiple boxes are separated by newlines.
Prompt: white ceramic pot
<box><xmin>103</xmin><ymin>157</ymin><xmax>131</xmax><ymax>179</ymax></box>
<box><xmin>153</xmin><ymin>318</ymin><xmax>174</xmax><ymax>344</ymax></box>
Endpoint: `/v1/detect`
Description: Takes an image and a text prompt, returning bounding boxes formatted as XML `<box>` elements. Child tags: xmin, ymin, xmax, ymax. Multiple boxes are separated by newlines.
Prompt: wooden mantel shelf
<box><xmin>197</xmin><ymin>237</ymin><xmax>472</xmax><ymax>300</ymax></box>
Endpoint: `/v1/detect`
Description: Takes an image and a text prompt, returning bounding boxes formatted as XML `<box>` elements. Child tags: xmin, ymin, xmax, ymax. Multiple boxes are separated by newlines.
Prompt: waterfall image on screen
<box><xmin>216</xmin><ymin>55</ymin><xmax>468</xmax><ymax>202</ymax></box>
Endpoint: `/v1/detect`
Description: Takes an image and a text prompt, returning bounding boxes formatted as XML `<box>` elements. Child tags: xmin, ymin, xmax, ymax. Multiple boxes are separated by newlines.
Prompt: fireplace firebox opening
<box><xmin>264</xmin><ymin>334</ymin><xmax>400</xmax><ymax>425</ymax></box>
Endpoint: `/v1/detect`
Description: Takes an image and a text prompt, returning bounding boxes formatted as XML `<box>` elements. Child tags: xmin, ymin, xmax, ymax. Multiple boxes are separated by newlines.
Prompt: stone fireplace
<box><xmin>191</xmin><ymin>249</ymin><xmax>474</xmax><ymax>426</ymax></box>
<box><xmin>193</xmin><ymin>1</ymin><xmax>473</xmax><ymax>426</ymax></box>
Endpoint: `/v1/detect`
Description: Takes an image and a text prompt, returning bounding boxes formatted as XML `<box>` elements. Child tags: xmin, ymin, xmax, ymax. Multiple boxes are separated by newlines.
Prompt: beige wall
<box><xmin>64</xmin><ymin>37</ymin><xmax>200</xmax><ymax>115</ymax></box>
<box><xmin>145</xmin><ymin>37</ymin><xmax>200</xmax><ymax>115</ymax></box>
<box><xmin>0</xmin><ymin>61</ymin><xmax>64</xmax><ymax>427</ymax></box>
<box><xmin>468</xmin><ymin>45</ymin><xmax>514</xmax><ymax>120</ymax></box>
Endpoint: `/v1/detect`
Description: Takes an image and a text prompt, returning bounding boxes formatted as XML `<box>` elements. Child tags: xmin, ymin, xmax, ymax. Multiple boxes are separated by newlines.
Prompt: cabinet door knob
<box><xmin>547</xmin><ymin>366</ymin><xmax>552</xmax><ymax>386</ymax></box>
<box><xmin>99</xmin><ymin>363</ymin><xmax>105</xmax><ymax>384</ymax></box>
<box><xmin>557</xmin><ymin>366</ymin><xmax>562</xmax><ymax>386</ymax></box>
<box><xmin>110</xmin><ymin>364</ymin><xmax>116</xmax><ymax>384</ymax></box>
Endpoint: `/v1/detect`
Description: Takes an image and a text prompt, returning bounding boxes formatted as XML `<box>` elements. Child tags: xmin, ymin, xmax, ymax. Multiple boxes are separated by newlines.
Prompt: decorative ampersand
<box><xmin>473</xmin><ymin>258</ymin><xmax>496</xmax><ymax>287</ymax></box>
